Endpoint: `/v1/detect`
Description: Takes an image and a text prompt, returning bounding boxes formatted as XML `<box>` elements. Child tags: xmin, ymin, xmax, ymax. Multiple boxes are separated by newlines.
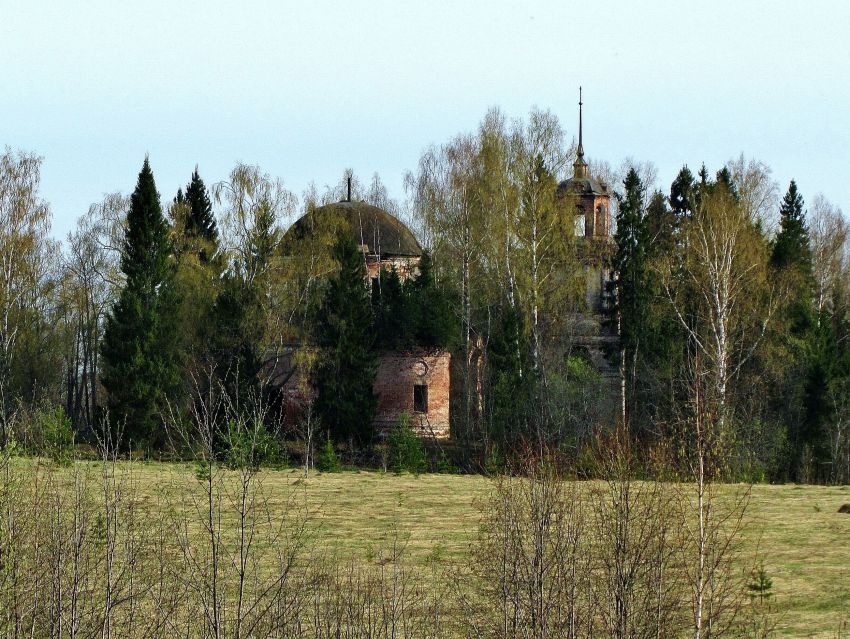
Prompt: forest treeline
<box><xmin>1</xmin><ymin>106</ymin><xmax>849</xmax><ymax>482</ymax></box>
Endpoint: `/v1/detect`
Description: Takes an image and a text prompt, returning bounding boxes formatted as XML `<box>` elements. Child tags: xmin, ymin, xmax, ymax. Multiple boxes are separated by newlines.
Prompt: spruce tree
<box><xmin>405</xmin><ymin>250</ymin><xmax>457</xmax><ymax>349</ymax></box>
<box><xmin>714</xmin><ymin>166</ymin><xmax>739</xmax><ymax>201</ymax></box>
<box><xmin>208</xmin><ymin>272</ymin><xmax>263</xmax><ymax>409</ymax></box>
<box><xmin>312</xmin><ymin>231</ymin><xmax>377</xmax><ymax>445</ymax></box>
<box><xmin>670</xmin><ymin>165</ymin><xmax>697</xmax><ymax>224</ymax></box>
<box><xmin>373</xmin><ymin>267</ymin><xmax>408</xmax><ymax>351</ymax></box>
<box><xmin>610</xmin><ymin>169</ymin><xmax>651</xmax><ymax>428</ymax></box>
<box><xmin>487</xmin><ymin>306</ymin><xmax>535</xmax><ymax>446</ymax></box>
<box><xmin>645</xmin><ymin>190</ymin><xmax>675</xmax><ymax>253</ymax></box>
<box><xmin>770</xmin><ymin>181</ymin><xmax>819</xmax><ymax>477</ymax></box>
<box><xmin>101</xmin><ymin>158</ymin><xmax>180</xmax><ymax>447</ymax></box>
<box><xmin>772</xmin><ymin>180</ymin><xmax>812</xmax><ymax>277</ymax></box>
<box><xmin>184</xmin><ymin>168</ymin><xmax>218</xmax><ymax>245</ymax></box>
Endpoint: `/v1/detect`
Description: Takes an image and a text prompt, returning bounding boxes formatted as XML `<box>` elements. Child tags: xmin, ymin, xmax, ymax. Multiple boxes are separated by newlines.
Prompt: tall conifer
<box><xmin>184</xmin><ymin>168</ymin><xmax>218</xmax><ymax>246</ymax></box>
<box><xmin>610</xmin><ymin>169</ymin><xmax>650</xmax><ymax>428</ymax></box>
<box><xmin>312</xmin><ymin>232</ymin><xmax>377</xmax><ymax>445</ymax></box>
<box><xmin>772</xmin><ymin>180</ymin><xmax>812</xmax><ymax>277</ymax></box>
<box><xmin>101</xmin><ymin>158</ymin><xmax>180</xmax><ymax>446</ymax></box>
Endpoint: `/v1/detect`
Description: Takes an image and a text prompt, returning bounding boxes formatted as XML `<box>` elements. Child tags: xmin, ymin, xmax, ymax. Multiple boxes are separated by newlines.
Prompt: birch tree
<box><xmin>0</xmin><ymin>148</ymin><xmax>52</xmax><ymax>443</ymax></box>
<box><xmin>664</xmin><ymin>183</ymin><xmax>773</xmax><ymax>440</ymax></box>
<box><xmin>662</xmin><ymin>181</ymin><xmax>770</xmax><ymax>639</ymax></box>
<box><xmin>59</xmin><ymin>194</ymin><xmax>127</xmax><ymax>431</ymax></box>
<box><xmin>407</xmin><ymin>134</ymin><xmax>487</xmax><ymax>436</ymax></box>
<box><xmin>809</xmin><ymin>195</ymin><xmax>849</xmax><ymax>315</ymax></box>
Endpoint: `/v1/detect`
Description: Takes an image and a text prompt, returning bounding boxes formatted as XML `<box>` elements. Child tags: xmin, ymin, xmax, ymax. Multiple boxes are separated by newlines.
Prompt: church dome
<box><xmin>284</xmin><ymin>200</ymin><xmax>422</xmax><ymax>257</ymax></box>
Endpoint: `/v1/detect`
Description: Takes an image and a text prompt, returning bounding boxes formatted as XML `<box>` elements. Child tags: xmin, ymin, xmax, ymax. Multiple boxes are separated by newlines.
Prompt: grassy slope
<box><xmin>129</xmin><ymin>465</ymin><xmax>850</xmax><ymax>637</ymax></box>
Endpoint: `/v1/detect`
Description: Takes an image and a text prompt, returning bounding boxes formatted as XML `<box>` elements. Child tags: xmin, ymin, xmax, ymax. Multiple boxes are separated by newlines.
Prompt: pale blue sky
<box><xmin>2</xmin><ymin>0</ymin><xmax>848</xmax><ymax>239</ymax></box>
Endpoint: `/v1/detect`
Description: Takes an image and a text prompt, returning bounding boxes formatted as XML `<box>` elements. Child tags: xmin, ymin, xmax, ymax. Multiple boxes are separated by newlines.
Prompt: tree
<box><xmin>209</xmin><ymin>163</ymin><xmax>295</xmax><ymax>405</ymax></box>
<box><xmin>670</xmin><ymin>166</ymin><xmax>698</xmax><ymax>224</ymax></box>
<box><xmin>516</xmin><ymin>152</ymin><xmax>574</xmax><ymax>370</ymax></box>
<box><xmin>0</xmin><ymin>148</ymin><xmax>53</xmax><ymax>443</ymax></box>
<box><xmin>312</xmin><ymin>232</ymin><xmax>377</xmax><ymax>445</ymax></box>
<box><xmin>809</xmin><ymin>195</ymin><xmax>849</xmax><ymax>315</ymax></box>
<box><xmin>727</xmin><ymin>154</ymin><xmax>779</xmax><ymax>232</ymax></box>
<box><xmin>408</xmin><ymin>132</ymin><xmax>487</xmax><ymax>437</ymax></box>
<box><xmin>58</xmin><ymin>193</ymin><xmax>127</xmax><ymax>433</ymax></box>
<box><xmin>663</xmin><ymin>180</ymin><xmax>773</xmax><ymax>444</ymax></box>
<box><xmin>611</xmin><ymin>169</ymin><xmax>651</xmax><ymax>430</ymax></box>
<box><xmin>772</xmin><ymin>181</ymin><xmax>813</xmax><ymax>282</ymax></box>
<box><xmin>101</xmin><ymin>158</ymin><xmax>180</xmax><ymax>446</ymax></box>
<box><xmin>770</xmin><ymin>181</ymin><xmax>820</xmax><ymax>477</ymax></box>
<box><xmin>405</xmin><ymin>250</ymin><xmax>457</xmax><ymax>349</ymax></box>
<box><xmin>183</xmin><ymin>168</ymin><xmax>218</xmax><ymax>249</ymax></box>
<box><xmin>372</xmin><ymin>266</ymin><xmax>408</xmax><ymax>351</ymax></box>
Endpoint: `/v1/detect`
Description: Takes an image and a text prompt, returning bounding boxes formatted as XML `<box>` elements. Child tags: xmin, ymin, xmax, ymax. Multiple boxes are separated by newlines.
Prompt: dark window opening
<box><xmin>413</xmin><ymin>384</ymin><xmax>428</xmax><ymax>414</ymax></box>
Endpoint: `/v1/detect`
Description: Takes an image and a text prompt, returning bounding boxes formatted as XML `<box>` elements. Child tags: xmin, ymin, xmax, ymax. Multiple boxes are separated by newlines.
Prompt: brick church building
<box><xmin>280</xmin><ymin>195</ymin><xmax>452</xmax><ymax>438</ymax></box>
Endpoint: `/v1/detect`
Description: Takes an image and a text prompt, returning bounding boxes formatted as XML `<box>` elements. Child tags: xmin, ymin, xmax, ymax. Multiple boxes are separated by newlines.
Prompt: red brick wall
<box><xmin>365</xmin><ymin>256</ymin><xmax>420</xmax><ymax>282</ymax></box>
<box><xmin>373</xmin><ymin>351</ymin><xmax>451</xmax><ymax>438</ymax></box>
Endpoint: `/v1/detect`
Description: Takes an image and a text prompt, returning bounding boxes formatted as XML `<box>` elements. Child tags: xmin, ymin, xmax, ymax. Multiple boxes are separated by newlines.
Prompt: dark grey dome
<box><xmin>284</xmin><ymin>201</ymin><xmax>421</xmax><ymax>257</ymax></box>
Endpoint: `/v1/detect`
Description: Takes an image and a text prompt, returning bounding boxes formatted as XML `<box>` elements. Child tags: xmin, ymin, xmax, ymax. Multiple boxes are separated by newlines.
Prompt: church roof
<box><xmin>558</xmin><ymin>175</ymin><xmax>610</xmax><ymax>197</ymax></box>
<box><xmin>284</xmin><ymin>200</ymin><xmax>422</xmax><ymax>257</ymax></box>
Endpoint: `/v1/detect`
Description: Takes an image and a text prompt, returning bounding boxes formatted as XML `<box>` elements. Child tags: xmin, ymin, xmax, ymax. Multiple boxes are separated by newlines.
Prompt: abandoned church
<box><xmin>278</xmin><ymin>99</ymin><xmax>619</xmax><ymax>439</ymax></box>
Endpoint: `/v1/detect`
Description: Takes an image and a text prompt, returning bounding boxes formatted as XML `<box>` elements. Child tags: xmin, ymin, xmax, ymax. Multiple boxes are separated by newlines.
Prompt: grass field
<box><xmin>114</xmin><ymin>463</ymin><xmax>850</xmax><ymax>638</ymax></box>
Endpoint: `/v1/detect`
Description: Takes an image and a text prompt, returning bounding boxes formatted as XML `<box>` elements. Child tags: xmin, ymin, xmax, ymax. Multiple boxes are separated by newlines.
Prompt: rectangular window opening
<box><xmin>574</xmin><ymin>214</ymin><xmax>585</xmax><ymax>237</ymax></box>
<box><xmin>413</xmin><ymin>384</ymin><xmax>428</xmax><ymax>414</ymax></box>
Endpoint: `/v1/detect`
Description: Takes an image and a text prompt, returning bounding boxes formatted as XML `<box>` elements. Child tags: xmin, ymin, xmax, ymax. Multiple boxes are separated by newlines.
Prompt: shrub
<box><xmin>387</xmin><ymin>414</ymin><xmax>426</xmax><ymax>475</ymax></box>
<box><xmin>224</xmin><ymin>418</ymin><xmax>280</xmax><ymax>471</ymax></box>
<box><xmin>317</xmin><ymin>437</ymin><xmax>341</xmax><ymax>472</ymax></box>
<box><xmin>34</xmin><ymin>405</ymin><xmax>74</xmax><ymax>465</ymax></box>
<box><xmin>436</xmin><ymin>449</ymin><xmax>456</xmax><ymax>474</ymax></box>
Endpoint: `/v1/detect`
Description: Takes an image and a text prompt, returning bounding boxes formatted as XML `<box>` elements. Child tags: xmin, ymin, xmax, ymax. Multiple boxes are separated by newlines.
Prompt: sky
<box><xmin>2</xmin><ymin>0</ymin><xmax>848</xmax><ymax>240</ymax></box>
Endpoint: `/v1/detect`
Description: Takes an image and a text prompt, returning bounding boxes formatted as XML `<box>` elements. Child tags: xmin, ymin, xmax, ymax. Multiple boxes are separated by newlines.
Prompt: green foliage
<box><xmin>183</xmin><ymin>168</ymin><xmax>218</xmax><ymax>249</ymax></box>
<box><xmin>486</xmin><ymin>307</ymin><xmax>537</xmax><ymax>446</ymax></box>
<box><xmin>772</xmin><ymin>180</ymin><xmax>812</xmax><ymax>276</ymax></box>
<box><xmin>748</xmin><ymin>562</ymin><xmax>774</xmax><ymax>600</ymax></box>
<box><xmin>386</xmin><ymin>414</ymin><xmax>426</xmax><ymax>474</ymax></box>
<box><xmin>436</xmin><ymin>449</ymin><xmax>456</xmax><ymax>474</ymax></box>
<box><xmin>373</xmin><ymin>267</ymin><xmax>408</xmax><ymax>351</ymax></box>
<box><xmin>224</xmin><ymin>418</ymin><xmax>280</xmax><ymax>471</ymax></box>
<box><xmin>194</xmin><ymin>459</ymin><xmax>212</xmax><ymax>482</ymax></box>
<box><xmin>316</xmin><ymin>437</ymin><xmax>341</xmax><ymax>472</ymax></box>
<box><xmin>208</xmin><ymin>274</ymin><xmax>264</xmax><ymax>406</ymax></box>
<box><xmin>483</xmin><ymin>444</ymin><xmax>504</xmax><ymax>476</ymax></box>
<box><xmin>405</xmin><ymin>250</ymin><xmax>458</xmax><ymax>350</ymax></box>
<box><xmin>611</xmin><ymin>168</ymin><xmax>651</xmax><ymax>357</ymax></box>
<box><xmin>312</xmin><ymin>231</ymin><xmax>378</xmax><ymax>445</ymax></box>
<box><xmin>670</xmin><ymin>165</ymin><xmax>697</xmax><ymax>221</ymax></box>
<box><xmin>34</xmin><ymin>405</ymin><xmax>74</xmax><ymax>465</ymax></box>
<box><xmin>372</xmin><ymin>251</ymin><xmax>459</xmax><ymax>352</ymax></box>
<box><xmin>801</xmin><ymin>310</ymin><xmax>850</xmax><ymax>467</ymax></box>
<box><xmin>101</xmin><ymin>158</ymin><xmax>181</xmax><ymax>448</ymax></box>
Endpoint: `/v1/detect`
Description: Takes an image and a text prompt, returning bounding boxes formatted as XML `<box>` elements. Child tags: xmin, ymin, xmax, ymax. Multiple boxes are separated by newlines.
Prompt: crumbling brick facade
<box><xmin>373</xmin><ymin>351</ymin><xmax>451</xmax><ymax>438</ymax></box>
<box><xmin>278</xmin><ymin>350</ymin><xmax>452</xmax><ymax>439</ymax></box>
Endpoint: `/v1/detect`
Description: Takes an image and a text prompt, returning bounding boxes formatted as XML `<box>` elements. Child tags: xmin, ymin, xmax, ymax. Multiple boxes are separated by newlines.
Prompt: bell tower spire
<box><xmin>573</xmin><ymin>86</ymin><xmax>589</xmax><ymax>179</ymax></box>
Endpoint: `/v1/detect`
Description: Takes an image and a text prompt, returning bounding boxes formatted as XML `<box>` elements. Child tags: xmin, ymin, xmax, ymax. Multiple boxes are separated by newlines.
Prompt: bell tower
<box><xmin>563</xmin><ymin>87</ymin><xmax>611</xmax><ymax>239</ymax></box>
<box><xmin>557</xmin><ymin>88</ymin><xmax>614</xmax><ymax>313</ymax></box>
<box><xmin>558</xmin><ymin>89</ymin><xmax>621</xmax><ymax>427</ymax></box>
